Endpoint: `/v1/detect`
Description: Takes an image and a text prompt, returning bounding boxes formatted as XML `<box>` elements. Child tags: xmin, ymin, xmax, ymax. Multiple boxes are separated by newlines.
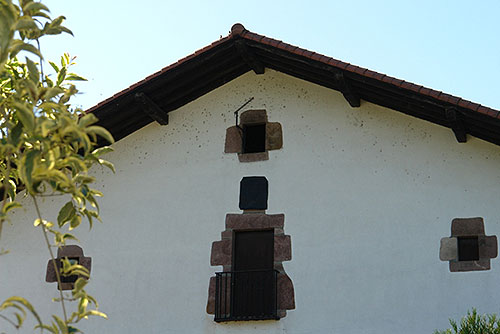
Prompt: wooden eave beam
<box><xmin>134</xmin><ymin>92</ymin><xmax>169</xmax><ymax>125</ymax></box>
<box><xmin>251</xmin><ymin>45</ymin><xmax>359</xmax><ymax>107</ymax></box>
<box><xmin>334</xmin><ymin>72</ymin><xmax>361</xmax><ymax>108</ymax></box>
<box><xmin>445</xmin><ymin>107</ymin><xmax>467</xmax><ymax>143</ymax></box>
<box><xmin>234</xmin><ymin>39</ymin><xmax>265</xmax><ymax>75</ymax></box>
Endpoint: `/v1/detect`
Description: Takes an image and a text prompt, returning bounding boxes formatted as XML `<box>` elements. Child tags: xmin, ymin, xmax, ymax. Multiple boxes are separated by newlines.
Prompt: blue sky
<box><xmin>41</xmin><ymin>0</ymin><xmax>500</xmax><ymax>110</ymax></box>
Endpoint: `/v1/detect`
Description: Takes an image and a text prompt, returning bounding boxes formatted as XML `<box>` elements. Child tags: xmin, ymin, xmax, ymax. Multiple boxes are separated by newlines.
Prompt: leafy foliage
<box><xmin>435</xmin><ymin>309</ymin><xmax>500</xmax><ymax>334</ymax></box>
<box><xmin>0</xmin><ymin>0</ymin><xmax>113</xmax><ymax>332</ymax></box>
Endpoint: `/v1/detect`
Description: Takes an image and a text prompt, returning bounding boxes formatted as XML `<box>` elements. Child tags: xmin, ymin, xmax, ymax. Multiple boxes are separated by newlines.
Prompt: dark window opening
<box><xmin>243</xmin><ymin>124</ymin><xmax>266</xmax><ymax>153</ymax></box>
<box><xmin>458</xmin><ymin>237</ymin><xmax>479</xmax><ymax>261</ymax></box>
<box><xmin>59</xmin><ymin>257</ymin><xmax>79</xmax><ymax>283</ymax></box>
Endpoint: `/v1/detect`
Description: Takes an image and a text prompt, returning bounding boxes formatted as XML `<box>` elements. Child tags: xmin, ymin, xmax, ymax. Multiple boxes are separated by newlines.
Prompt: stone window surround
<box><xmin>45</xmin><ymin>245</ymin><xmax>91</xmax><ymax>290</ymax></box>
<box><xmin>224</xmin><ymin>109</ymin><xmax>283</xmax><ymax>163</ymax></box>
<box><xmin>439</xmin><ymin>217</ymin><xmax>497</xmax><ymax>272</ymax></box>
<box><xmin>207</xmin><ymin>213</ymin><xmax>295</xmax><ymax>319</ymax></box>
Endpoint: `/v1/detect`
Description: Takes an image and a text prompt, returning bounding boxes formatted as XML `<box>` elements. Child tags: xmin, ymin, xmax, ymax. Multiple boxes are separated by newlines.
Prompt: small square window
<box><xmin>458</xmin><ymin>237</ymin><xmax>479</xmax><ymax>261</ymax></box>
<box><xmin>243</xmin><ymin>124</ymin><xmax>266</xmax><ymax>153</ymax></box>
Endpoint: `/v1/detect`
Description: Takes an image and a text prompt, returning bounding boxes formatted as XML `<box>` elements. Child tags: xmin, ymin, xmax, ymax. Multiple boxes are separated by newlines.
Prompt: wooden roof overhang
<box><xmin>88</xmin><ymin>24</ymin><xmax>500</xmax><ymax>146</ymax></box>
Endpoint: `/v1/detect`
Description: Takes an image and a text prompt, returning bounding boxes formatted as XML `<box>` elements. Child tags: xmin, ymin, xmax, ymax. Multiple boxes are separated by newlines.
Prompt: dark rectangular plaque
<box><xmin>239</xmin><ymin>176</ymin><xmax>268</xmax><ymax>210</ymax></box>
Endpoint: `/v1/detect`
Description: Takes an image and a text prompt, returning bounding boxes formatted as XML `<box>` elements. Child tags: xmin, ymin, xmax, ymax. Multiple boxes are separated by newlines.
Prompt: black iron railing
<box><xmin>214</xmin><ymin>269</ymin><xmax>279</xmax><ymax>322</ymax></box>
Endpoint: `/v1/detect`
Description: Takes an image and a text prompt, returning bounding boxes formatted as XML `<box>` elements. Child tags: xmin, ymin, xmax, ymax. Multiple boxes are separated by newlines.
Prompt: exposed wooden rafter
<box><xmin>134</xmin><ymin>92</ymin><xmax>169</xmax><ymax>125</ymax></box>
<box><xmin>235</xmin><ymin>39</ymin><xmax>265</xmax><ymax>75</ymax></box>
<box><xmin>445</xmin><ymin>107</ymin><xmax>467</xmax><ymax>143</ymax></box>
<box><xmin>334</xmin><ymin>72</ymin><xmax>360</xmax><ymax>108</ymax></box>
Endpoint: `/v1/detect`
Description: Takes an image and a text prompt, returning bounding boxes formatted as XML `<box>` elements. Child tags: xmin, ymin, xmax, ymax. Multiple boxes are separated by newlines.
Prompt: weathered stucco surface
<box><xmin>2</xmin><ymin>69</ymin><xmax>500</xmax><ymax>333</ymax></box>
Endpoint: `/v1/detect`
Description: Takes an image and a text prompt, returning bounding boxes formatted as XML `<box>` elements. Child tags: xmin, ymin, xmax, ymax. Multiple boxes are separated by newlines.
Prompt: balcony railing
<box><xmin>214</xmin><ymin>269</ymin><xmax>279</xmax><ymax>322</ymax></box>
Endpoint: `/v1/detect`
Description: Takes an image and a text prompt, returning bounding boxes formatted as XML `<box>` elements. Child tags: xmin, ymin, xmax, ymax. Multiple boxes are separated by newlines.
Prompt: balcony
<box><xmin>214</xmin><ymin>269</ymin><xmax>279</xmax><ymax>322</ymax></box>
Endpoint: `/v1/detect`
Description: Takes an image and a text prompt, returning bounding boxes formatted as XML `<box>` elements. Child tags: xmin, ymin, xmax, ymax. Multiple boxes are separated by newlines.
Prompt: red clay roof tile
<box><xmin>311</xmin><ymin>53</ymin><xmax>324</xmax><ymax>62</ymax></box>
<box><xmin>468</xmin><ymin>102</ymin><xmax>481</xmax><ymax>111</ymax></box>
<box><xmin>353</xmin><ymin>66</ymin><xmax>368</xmax><ymax>75</ymax></box>
<box><xmin>428</xmin><ymin>90</ymin><xmax>442</xmax><ymax>99</ymax></box>
<box><xmin>327</xmin><ymin>58</ymin><xmax>340</xmax><ymax>66</ymax></box>
<box><xmin>477</xmin><ymin>106</ymin><xmax>498</xmax><ymax>118</ymax></box>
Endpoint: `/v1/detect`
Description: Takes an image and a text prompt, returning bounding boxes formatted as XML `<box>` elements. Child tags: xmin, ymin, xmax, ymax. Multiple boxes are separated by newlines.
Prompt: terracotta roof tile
<box><xmin>364</xmin><ymin>69</ymin><xmax>379</xmax><ymax>79</ymax></box>
<box><xmin>327</xmin><ymin>58</ymin><xmax>341</xmax><ymax>67</ymax></box>
<box><xmin>275</xmin><ymin>41</ymin><xmax>285</xmax><ymax>49</ymax></box>
<box><xmin>477</xmin><ymin>106</ymin><xmax>498</xmax><ymax>118</ymax></box>
<box><xmin>406</xmin><ymin>84</ymin><xmax>421</xmax><ymax>93</ymax></box>
<box><xmin>372</xmin><ymin>72</ymin><xmax>386</xmax><ymax>81</ymax></box>
<box><xmin>311</xmin><ymin>53</ymin><xmax>324</xmax><ymax>62</ymax></box>
<box><xmin>268</xmin><ymin>39</ymin><xmax>281</xmax><ymax>48</ymax></box>
<box><xmin>419</xmin><ymin>87</ymin><xmax>431</xmax><ymax>95</ymax></box>
<box><xmin>468</xmin><ymin>102</ymin><xmax>481</xmax><ymax>112</ymax></box>
<box><xmin>318</xmin><ymin>55</ymin><xmax>331</xmax><ymax>63</ymax></box>
<box><xmin>428</xmin><ymin>89</ymin><xmax>442</xmax><ymax>99</ymax></box>
<box><xmin>353</xmin><ymin>66</ymin><xmax>368</xmax><ymax>75</ymax></box>
<box><xmin>381</xmin><ymin>75</ymin><xmax>393</xmax><ymax>84</ymax></box>
<box><xmin>400</xmin><ymin>81</ymin><xmax>415</xmax><ymax>90</ymax></box>
<box><xmin>345</xmin><ymin>64</ymin><xmax>358</xmax><ymax>72</ymax></box>
<box><xmin>261</xmin><ymin>36</ymin><xmax>274</xmax><ymax>45</ymax></box>
<box><xmin>447</xmin><ymin>96</ymin><xmax>461</xmax><ymax>105</ymax></box>
<box><xmin>438</xmin><ymin>92</ymin><xmax>453</xmax><ymax>103</ymax></box>
<box><xmin>338</xmin><ymin>62</ymin><xmax>350</xmax><ymax>70</ymax></box>
<box><xmin>301</xmin><ymin>49</ymin><xmax>314</xmax><ymax>58</ymax></box>
<box><xmin>282</xmin><ymin>44</ymin><xmax>298</xmax><ymax>52</ymax></box>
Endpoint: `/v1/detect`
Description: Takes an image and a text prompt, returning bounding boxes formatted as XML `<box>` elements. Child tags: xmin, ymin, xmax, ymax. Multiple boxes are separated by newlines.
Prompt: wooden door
<box><xmin>232</xmin><ymin>230</ymin><xmax>275</xmax><ymax>318</ymax></box>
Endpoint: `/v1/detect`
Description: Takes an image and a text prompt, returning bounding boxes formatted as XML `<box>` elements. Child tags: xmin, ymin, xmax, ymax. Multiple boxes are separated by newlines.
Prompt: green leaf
<box><xmin>57</xmin><ymin>201</ymin><xmax>75</xmax><ymax>227</ymax></box>
<box><xmin>25</xmin><ymin>57</ymin><xmax>39</xmax><ymax>83</ymax></box>
<box><xmin>58</xmin><ymin>25</ymin><xmax>73</xmax><ymax>36</ymax></box>
<box><xmin>44</xmin><ymin>86</ymin><xmax>64</xmax><ymax>100</ymax></box>
<box><xmin>9</xmin><ymin>40</ymin><xmax>43</xmax><ymax>59</ymax></box>
<box><xmin>1</xmin><ymin>296</ymin><xmax>43</xmax><ymax>328</ymax></box>
<box><xmin>78</xmin><ymin>113</ymin><xmax>98</xmax><ymax>128</ymax></box>
<box><xmin>85</xmin><ymin>126</ymin><xmax>114</xmax><ymax>144</ymax></box>
<box><xmin>98</xmin><ymin>159</ymin><xmax>115</xmax><ymax>173</ymax></box>
<box><xmin>52</xmin><ymin>315</ymin><xmax>67</xmax><ymax>334</ymax></box>
<box><xmin>12</xmin><ymin>101</ymin><xmax>35</xmax><ymax>131</ymax></box>
<box><xmin>9</xmin><ymin>121</ymin><xmax>23</xmax><ymax>145</ymax></box>
<box><xmin>82</xmin><ymin>310</ymin><xmax>107</xmax><ymax>319</ymax></box>
<box><xmin>69</xmin><ymin>214</ymin><xmax>82</xmax><ymax>230</ymax></box>
<box><xmin>66</xmin><ymin>74</ymin><xmax>86</xmax><ymax>81</ymax></box>
<box><xmin>91</xmin><ymin>146</ymin><xmax>113</xmax><ymax>157</ymax></box>
<box><xmin>2</xmin><ymin>201</ymin><xmax>22</xmax><ymax>214</ymax></box>
<box><xmin>6</xmin><ymin>180</ymin><xmax>17</xmax><ymax>200</ymax></box>
<box><xmin>22</xmin><ymin>2</ymin><xmax>50</xmax><ymax>14</ymax></box>
<box><xmin>73</xmin><ymin>277</ymin><xmax>88</xmax><ymax>292</ymax></box>
<box><xmin>57</xmin><ymin>66</ymin><xmax>66</xmax><ymax>85</ymax></box>
<box><xmin>21</xmin><ymin>149</ymin><xmax>40</xmax><ymax>191</ymax></box>
<box><xmin>48</xmin><ymin>60</ymin><xmax>59</xmax><ymax>73</ymax></box>
<box><xmin>15</xmin><ymin>16</ymin><xmax>38</xmax><ymax>31</ymax></box>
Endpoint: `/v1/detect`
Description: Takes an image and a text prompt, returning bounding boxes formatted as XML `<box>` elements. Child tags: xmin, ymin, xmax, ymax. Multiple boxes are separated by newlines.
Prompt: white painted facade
<box><xmin>2</xmin><ymin>69</ymin><xmax>500</xmax><ymax>333</ymax></box>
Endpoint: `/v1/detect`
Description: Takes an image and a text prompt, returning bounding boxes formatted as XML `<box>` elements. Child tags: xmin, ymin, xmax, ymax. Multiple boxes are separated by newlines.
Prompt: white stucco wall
<box><xmin>2</xmin><ymin>69</ymin><xmax>500</xmax><ymax>334</ymax></box>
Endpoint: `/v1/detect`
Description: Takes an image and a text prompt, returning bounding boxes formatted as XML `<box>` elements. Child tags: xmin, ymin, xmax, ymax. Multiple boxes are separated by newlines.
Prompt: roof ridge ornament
<box><xmin>231</xmin><ymin>23</ymin><xmax>246</xmax><ymax>36</ymax></box>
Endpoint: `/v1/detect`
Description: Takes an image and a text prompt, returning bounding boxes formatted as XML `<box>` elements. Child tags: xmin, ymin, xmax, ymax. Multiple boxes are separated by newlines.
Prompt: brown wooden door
<box><xmin>232</xmin><ymin>230</ymin><xmax>275</xmax><ymax>319</ymax></box>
